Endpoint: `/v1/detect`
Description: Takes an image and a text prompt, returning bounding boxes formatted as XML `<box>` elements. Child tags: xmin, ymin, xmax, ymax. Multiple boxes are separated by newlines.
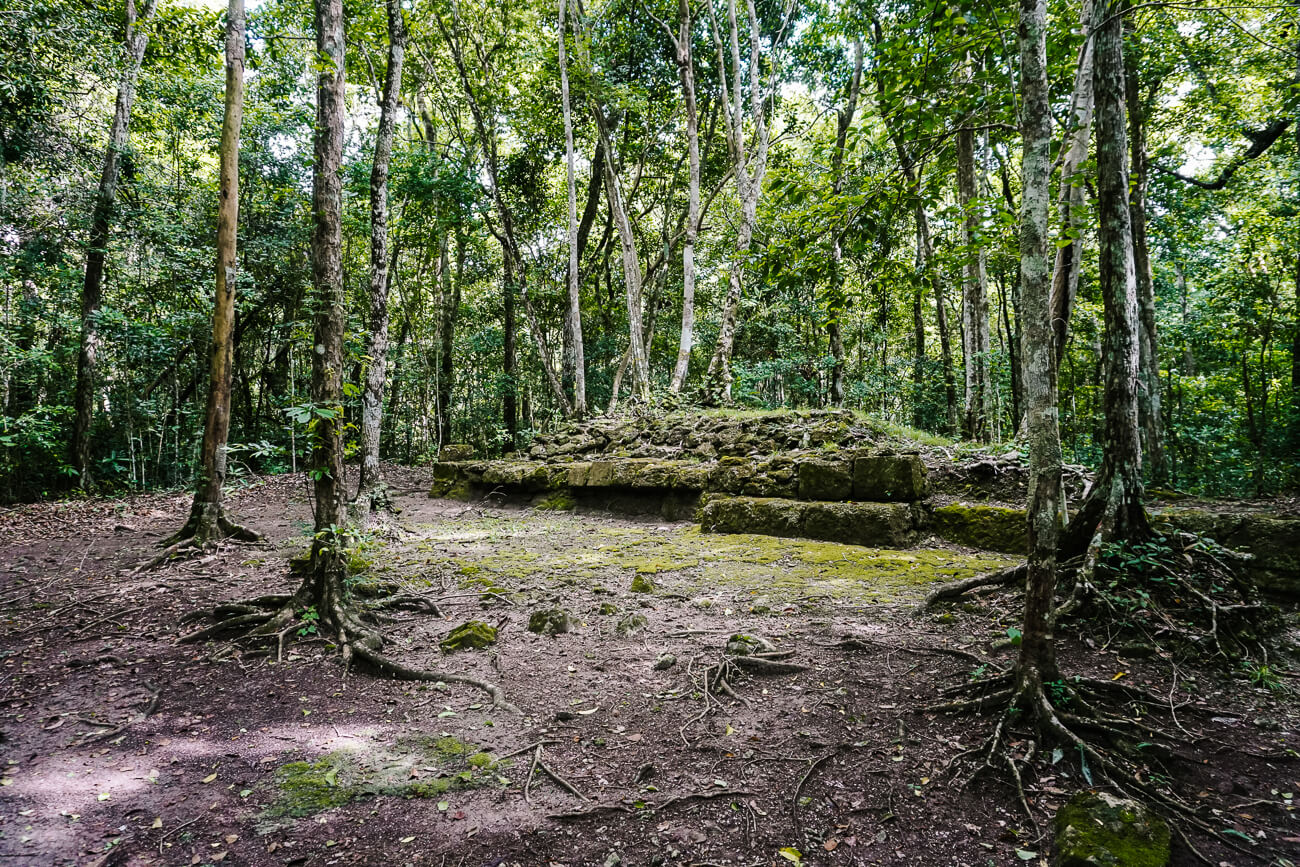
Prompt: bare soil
<box><xmin>0</xmin><ymin>468</ymin><xmax>1297</xmax><ymax>866</ymax></box>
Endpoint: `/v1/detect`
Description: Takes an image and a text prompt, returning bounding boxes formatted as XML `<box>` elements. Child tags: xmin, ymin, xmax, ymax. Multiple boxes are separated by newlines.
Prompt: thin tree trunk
<box><xmin>702</xmin><ymin>0</ymin><xmax>770</xmax><ymax>405</ymax></box>
<box><xmin>559</xmin><ymin>0</ymin><xmax>587</xmax><ymax>418</ymax></box>
<box><xmin>957</xmin><ymin>59</ymin><xmax>992</xmax><ymax>441</ymax></box>
<box><xmin>70</xmin><ymin>0</ymin><xmax>159</xmax><ymax>491</ymax></box>
<box><xmin>356</xmin><ymin>0</ymin><xmax>407</xmax><ymax>508</ymax></box>
<box><xmin>166</xmin><ymin>0</ymin><xmax>255</xmax><ymax>546</ymax></box>
<box><xmin>437</xmin><ymin>233</ymin><xmax>461</xmax><ymax>448</ymax></box>
<box><xmin>668</xmin><ymin>0</ymin><xmax>700</xmax><ymax>395</ymax></box>
<box><xmin>1050</xmin><ymin>0</ymin><xmax>1097</xmax><ymax>364</ymax></box>
<box><xmin>1015</xmin><ymin>0</ymin><xmax>1064</xmax><ymax>699</ymax></box>
<box><xmin>827</xmin><ymin>40</ymin><xmax>864</xmax><ymax>407</ymax></box>
<box><xmin>1125</xmin><ymin>47</ymin><xmax>1166</xmax><ymax>483</ymax></box>
<box><xmin>1064</xmin><ymin>0</ymin><xmax>1148</xmax><ymax>551</ymax></box>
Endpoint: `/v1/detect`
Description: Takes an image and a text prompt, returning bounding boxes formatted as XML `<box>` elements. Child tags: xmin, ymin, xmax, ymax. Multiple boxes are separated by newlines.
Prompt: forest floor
<box><xmin>0</xmin><ymin>468</ymin><xmax>1297</xmax><ymax>867</ymax></box>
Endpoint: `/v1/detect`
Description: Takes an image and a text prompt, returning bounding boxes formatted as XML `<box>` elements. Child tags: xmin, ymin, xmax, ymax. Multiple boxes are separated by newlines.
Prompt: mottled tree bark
<box><xmin>827</xmin><ymin>40</ymin><xmax>864</xmax><ymax>407</ymax></box>
<box><xmin>667</xmin><ymin>0</ymin><xmax>701</xmax><ymax>395</ymax></box>
<box><xmin>1015</xmin><ymin>0</ymin><xmax>1063</xmax><ymax>695</ymax></box>
<box><xmin>701</xmin><ymin>0</ymin><xmax>770</xmax><ymax>404</ymax></box>
<box><xmin>1049</xmin><ymin>0</ymin><xmax>1096</xmax><ymax>366</ymax></box>
<box><xmin>165</xmin><ymin>0</ymin><xmax>257</xmax><ymax>547</ymax></box>
<box><xmin>957</xmin><ymin>58</ymin><xmax>992</xmax><ymax>441</ymax></box>
<box><xmin>70</xmin><ymin>0</ymin><xmax>159</xmax><ymax>491</ymax></box>
<box><xmin>1063</xmin><ymin>0</ymin><xmax>1149</xmax><ymax>553</ymax></box>
<box><xmin>559</xmin><ymin>0</ymin><xmax>587</xmax><ymax>417</ymax></box>
<box><xmin>1125</xmin><ymin>45</ymin><xmax>1166</xmax><ymax>483</ymax></box>
<box><xmin>356</xmin><ymin>0</ymin><xmax>407</xmax><ymax>509</ymax></box>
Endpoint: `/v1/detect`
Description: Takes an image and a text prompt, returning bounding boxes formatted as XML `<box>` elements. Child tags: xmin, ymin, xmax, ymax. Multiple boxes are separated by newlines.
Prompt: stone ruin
<box><xmin>429</xmin><ymin>410</ymin><xmax>1300</xmax><ymax>598</ymax></box>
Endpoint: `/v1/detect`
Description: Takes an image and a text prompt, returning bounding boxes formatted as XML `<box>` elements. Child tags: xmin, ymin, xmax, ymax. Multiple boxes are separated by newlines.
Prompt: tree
<box><xmin>701</xmin><ymin>0</ymin><xmax>773</xmax><ymax>405</ymax></box>
<box><xmin>957</xmin><ymin>54</ymin><xmax>992</xmax><ymax>441</ymax></box>
<box><xmin>1062</xmin><ymin>0</ymin><xmax>1149</xmax><ymax>563</ymax></box>
<box><xmin>161</xmin><ymin>0</ymin><xmax>258</xmax><ymax>550</ymax></box>
<box><xmin>356</xmin><ymin>0</ymin><xmax>408</xmax><ymax>511</ymax></box>
<box><xmin>70</xmin><ymin>0</ymin><xmax>160</xmax><ymax>491</ymax></box>
<box><xmin>559</xmin><ymin>0</ymin><xmax>588</xmax><ymax>418</ymax></box>
<box><xmin>665</xmin><ymin>0</ymin><xmax>701</xmax><ymax>396</ymax></box>
<box><xmin>826</xmin><ymin>38</ymin><xmax>864</xmax><ymax>407</ymax></box>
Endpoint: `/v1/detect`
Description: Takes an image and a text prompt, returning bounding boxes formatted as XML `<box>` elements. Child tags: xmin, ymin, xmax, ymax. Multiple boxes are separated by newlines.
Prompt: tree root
<box><xmin>923</xmin><ymin>563</ymin><xmax>1027</xmax><ymax>608</ymax></box>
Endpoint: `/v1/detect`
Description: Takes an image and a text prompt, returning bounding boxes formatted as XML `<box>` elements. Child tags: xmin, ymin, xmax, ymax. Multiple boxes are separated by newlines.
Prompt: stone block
<box><xmin>852</xmin><ymin>453</ymin><xmax>928</xmax><ymax>501</ymax></box>
<box><xmin>797</xmin><ymin>459</ymin><xmax>853</xmax><ymax>501</ymax></box>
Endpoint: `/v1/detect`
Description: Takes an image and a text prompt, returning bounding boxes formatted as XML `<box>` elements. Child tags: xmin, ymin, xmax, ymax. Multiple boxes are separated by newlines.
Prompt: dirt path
<box><xmin>0</xmin><ymin>470</ymin><xmax>1296</xmax><ymax>866</ymax></box>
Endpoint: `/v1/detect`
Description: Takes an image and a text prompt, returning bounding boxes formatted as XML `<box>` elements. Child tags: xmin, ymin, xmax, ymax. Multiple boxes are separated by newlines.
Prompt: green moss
<box><xmin>535</xmin><ymin>489</ymin><xmax>577</xmax><ymax>511</ymax></box>
<box><xmin>630</xmin><ymin>574</ymin><xmax>656</xmax><ymax>593</ymax></box>
<box><xmin>439</xmin><ymin>620</ymin><xmax>498</xmax><ymax>653</ymax></box>
<box><xmin>930</xmin><ymin>502</ymin><xmax>1028</xmax><ymax>554</ymax></box>
<box><xmin>267</xmin><ymin>756</ymin><xmax>356</xmax><ymax>818</ymax></box>
<box><xmin>1054</xmin><ymin>791</ymin><xmax>1171</xmax><ymax>867</ymax></box>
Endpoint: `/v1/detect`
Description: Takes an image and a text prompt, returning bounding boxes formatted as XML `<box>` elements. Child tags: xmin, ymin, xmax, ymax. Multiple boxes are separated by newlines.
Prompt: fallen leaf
<box><xmin>824</xmin><ymin>838</ymin><xmax>839</xmax><ymax>851</ymax></box>
<box><xmin>151</xmin><ymin>818</ymin><xmax>162</xmax><ymax>829</ymax></box>
<box><xmin>400</xmin><ymin>836</ymin><xmax>415</xmax><ymax>844</ymax></box>
<box><xmin>1015</xmin><ymin>850</ymin><xmax>1038</xmax><ymax>861</ymax></box>
<box><xmin>201</xmin><ymin>773</ymin><xmax>218</xmax><ymax>784</ymax></box>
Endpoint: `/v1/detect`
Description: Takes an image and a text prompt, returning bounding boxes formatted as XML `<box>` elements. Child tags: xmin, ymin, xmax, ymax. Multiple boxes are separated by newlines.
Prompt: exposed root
<box><xmin>136</xmin><ymin>511</ymin><xmax>261</xmax><ymax>574</ymax></box>
<box><xmin>349</xmin><ymin>645</ymin><xmax>519</xmax><ymax>713</ymax></box>
<box><xmin>923</xmin><ymin>563</ymin><xmax>1027</xmax><ymax>608</ymax></box>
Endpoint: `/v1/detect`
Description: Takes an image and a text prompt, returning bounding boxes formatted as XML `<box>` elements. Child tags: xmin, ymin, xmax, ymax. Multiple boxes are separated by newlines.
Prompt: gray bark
<box><xmin>70</xmin><ymin>0</ymin><xmax>159</xmax><ymax>490</ymax></box>
<box><xmin>357</xmin><ymin>0</ymin><xmax>407</xmax><ymax>506</ymax></box>
<box><xmin>559</xmin><ymin>0</ymin><xmax>587</xmax><ymax>417</ymax></box>
<box><xmin>667</xmin><ymin>0</ymin><xmax>701</xmax><ymax>395</ymax></box>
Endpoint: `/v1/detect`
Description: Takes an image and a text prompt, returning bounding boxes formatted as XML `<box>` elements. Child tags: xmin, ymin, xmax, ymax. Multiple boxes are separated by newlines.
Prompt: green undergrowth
<box><xmin>265</xmin><ymin>735</ymin><xmax>505</xmax><ymax>819</ymax></box>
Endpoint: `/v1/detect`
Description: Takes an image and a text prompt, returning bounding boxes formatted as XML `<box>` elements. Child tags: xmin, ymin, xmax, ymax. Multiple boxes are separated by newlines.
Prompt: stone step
<box><xmin>699</xmin><ymin>495</ymin><xmax>919</xmax><ymax>548</ymax></box>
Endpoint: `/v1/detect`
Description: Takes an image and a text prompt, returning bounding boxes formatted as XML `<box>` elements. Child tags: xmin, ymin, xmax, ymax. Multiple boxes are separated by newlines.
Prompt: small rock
<box><xmin>1055</xmin><ymin>791</ymin><xmax>1170</xmax><ymax>867</ymax></box>
<box><xmin>527</xmin><ymin>608</ymin><xmax>573</xmax><ymax>636</ymax></box>
<box><xmin>615</xmin><ymin>613</ymin><xmax>649</xmax><ymax>637</ymax></box>
<box><xmin>1253</xmin><ymin>716</ymin><xmax>1282</xmax><ymax>731</ymax></box>
<box><xmin>439</xmin><ymin>621</ymin><xmax>498</xmax><ymax>653</ymax></box>
<box><xmin>630</xmin><ymin>574</ymin><xmax>656</xmax><ymax>594</ymax></box>
<box><xmin>596</xmin><ymin>602</ymin><xmax>620</xmax><ymax>616</ymax></box>
<box><xmin>653</xmin><ymin>653</ymin><xmax>677</xmax><ymax>671</ymax></box>
<box><xmin>749</xmin><ymin>597</ymin><xmax>771</xmax><ymax>615</ymax></box>
<box><xmin>689</xmin><ymin>596</ymin><xmax>714</xmax><ymax>610</ymax></box>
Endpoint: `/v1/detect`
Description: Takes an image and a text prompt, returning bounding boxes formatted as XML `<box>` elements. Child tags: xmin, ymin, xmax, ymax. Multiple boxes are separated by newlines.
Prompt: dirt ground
<box><xmin>1</xmin><ymin>467</ymin><xmax>1297</xmax><ymax>866</ymax></box>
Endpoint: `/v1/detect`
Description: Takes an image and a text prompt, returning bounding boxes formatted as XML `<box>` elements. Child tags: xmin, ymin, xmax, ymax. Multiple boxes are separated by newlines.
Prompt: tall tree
<box><xmin>666</xmin><ymin>0</ymin><xmax>701</xmax><ymax>395</ymax></box>
<box><xmin>1063</xmin><ymin>0</ymin><xmax>1149</xmax><ymax>556</ymax></box>
<box><xmin>356</xmin><ymin>0</ymin><xmax>408</xmax><ymax>510</ymax></box>
<box><xmin>702</xmin><ymin>0</ymin><xmax>772</xmax><ymax>404</ymax></box>
<box><xmin>827</xmin><ymin>38</ymin><xmax>864</xmax><ymax>407</ymax></box>
<box><xmin>957</xmin><ymin>52</ymin><xmax>992</xmax><ymax>441</ymax></box>
<box><xmin>69</xmin><ymin>0</ymin><xmax>159</xmax><ymax>491</ymax></box>
<box><xmin>1049</xmin><ymin>0</ymin><xmax>1096</xmax><ymax>365</ymax></box>
<box><xmin>1013</xmin><ymin>0</ymin><xmax>1063</xmax><ymax>707</ymax></box>
<box><xmin>559</xmin><ymin>0</ymin><xmax>588</xmax><ymax>418</ymax></box>
<box><xmin>305</xmin><ymin>0</ymin><xmax>349</xmax><ymax>601</ymax></box>
<box><xmin>163</xmin><ymin>0</ymin><xmax>257</xmax><ymax>549</ymax></box>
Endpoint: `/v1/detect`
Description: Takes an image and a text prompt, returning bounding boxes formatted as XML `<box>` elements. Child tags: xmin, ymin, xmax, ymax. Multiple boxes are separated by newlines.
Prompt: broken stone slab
<box><xmin>797</xmin><ymin>459</ymin><xmax>853</xmax><ymax>501</ymax></box>
<box><xmin>1156</xmin><ymin>509</ymin><xmax>1300</xmax><ymax>599</ymax></box>
<box><xmin>479</xmin><ymin>461</ymin><xmax>564</xmax><ymax>492</ymax></box>
<box><xmin>439</xmin><ymin>443</ymin><xmax>474</xmax><ymax>461</ymax></box>
<box><xmin>930</xmin><ymin>502</ymin><xmax>1029</xmax><ymax>555</ymax></box>
<box><xmin>1054</xmin><ymin>791</ymin><xmax>1170</xmax><ymax>867</ymax></box>
<box><xmin>853</xmin><ymin>453</ymin><xmax>929</xmax><ymax>501</ymax></box>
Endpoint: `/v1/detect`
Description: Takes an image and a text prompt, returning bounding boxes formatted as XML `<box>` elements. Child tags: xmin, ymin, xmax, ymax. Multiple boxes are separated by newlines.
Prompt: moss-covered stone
<box><xmin>698</xmin><ymin>496</ymin><xmax>805</xmax><ymax>538</ymax></box>
<box><xmin>853</xmin><ymin>453</ymin><xmax>929</xmax><ymax>502</ymax></box>
<box><xmin>931</xmin><ymin>502</ymin><xmax>1028</xmax><ymax>554</ymax></box>
<box><xmin>534</xmin><ymin>489</ymin><xmax>577</xmax><ymax>511</ymax></box>
<box><xmin>797</xmin><ymin>459</ymin><xmax>853</xmax><ymax>501</ymax></box>
<box><xmin>802</xmin><ymin>501</ymin><xmax>916</xmax><ymax>548</ymax></box>
<box><xmin>1157</xmin><ymin>509</ymin><xmax>1300</xmax><ymax>598</ymax></box>
<box><xmin>629</xmin><ymin>574</ymin><xmax>656</xmax><ymax>593</ymax></box>
<box><xmin>615</xmin><ymin>612</ymin><xmax>648</xmax><ymax>636</ymax></box>
<box><xmin>439</xmin><ymin>620</ymin><xmax>498</xmax><ymax>653</ymax></box>
<box><xmin>429</xmin><ymin>461</ymin><xmax>466</xmax><ymax>498</ymax></box>
<box><xmin>1054</xmin><ymin>791</ymin><xmax>1170</xmax><ymax>867</ymax></box>
<box><xmin>269</xmin><ymin>757</ymin><xmax>356</xmax><ymax>817</ymax></box>
<box><xmin>440</xmin><ymin>443</ymin><xmax>474</xmax><ymax>461</ymax></box>
<box><xmin>527</xmin><ymin>607</ymin><xmax>573</xmax><ymax>636</ymax></box>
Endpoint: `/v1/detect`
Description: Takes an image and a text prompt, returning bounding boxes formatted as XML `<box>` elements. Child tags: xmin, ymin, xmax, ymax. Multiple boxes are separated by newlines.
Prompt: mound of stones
<box><xmin>430</xmin><ymin>411</ymin><xmax>1300</xmax><ymax>598</ymax></box>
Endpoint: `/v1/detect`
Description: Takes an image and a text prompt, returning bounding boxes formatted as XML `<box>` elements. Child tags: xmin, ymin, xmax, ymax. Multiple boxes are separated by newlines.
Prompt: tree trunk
<box><xmin>702</xmin><ymin>0</ymin><xmax>770</xmax><ymax>405</ymax></box>
<box><xmin>166</xmin><ymin>0</ymin><xmax>255</xmax><ymax>547</ymax></box>
<box><xmin>437</xmin><ymin>233</ymin><xmax>462</xmax><ymax>448</ymax></box>
<box><xmin>70</xmin><ymin>0</ymin><xmax>159</xmax><ymax>491</ymax></box>
<box><xmin>1050</xmin><ymin>0</ymin><xmax>1096</xmax><ymax>365</ymax></box>
<box><xmin>502</xmin><ymin>250</ymin><xmax>519</xmax><ymax>450</ymax></box>
<box><xmin>356</xmin><ymin>0</ymin><xmax>407</xmax><ymax>508</ymax></box>
<box><xmin>668</xmin><ymin>0</ymin><xmax>701</xmax><ymax>395</ymax></box>
<box><xmin>306</xmin><ymin>0</ymin><xmax>349</xmax><ymax>588</ymax></box>
<box><xmin>1064</xmin><ymin>0</ymin><xmax>1149</xmax><ymax>552</ymax></box>
<box><xmin>827</xmin><ymin>40</ymin><xmax>864</xmax><ymax>407</ymax></box>
<box><xmin>559</xmin><ymin>0</ymin><xmax>587</xmax><ymax>418</ymax></box>
<box><xmin>1125</xmin><ymin>46</ymin><xmax>1166</xmax><ymax>483</ymax></box>
<box><xmin>957</xmin><ymin>63</ymin><xmax>992</xmax><ymax>442</ymax></box>
<box><xmin>1015</xmin><ymin>0</ymin><xmax>1063</xmax><ymax>695</ymax></box>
